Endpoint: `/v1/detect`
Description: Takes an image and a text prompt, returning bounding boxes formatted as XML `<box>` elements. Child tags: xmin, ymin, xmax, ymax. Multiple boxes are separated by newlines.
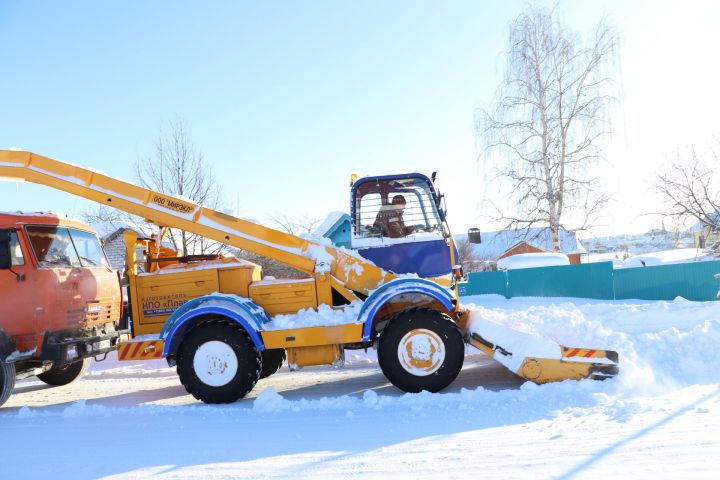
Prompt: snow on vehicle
<box><xmin>0</xmin><ymin>149</ymin><xmax>618</xmax><ymax>404</ymax></box>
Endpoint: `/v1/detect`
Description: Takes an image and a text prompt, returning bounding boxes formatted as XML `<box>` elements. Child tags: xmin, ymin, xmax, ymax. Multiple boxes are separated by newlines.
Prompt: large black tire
<box><xmin>176</xmin><ymin>319</ymin><xmax>261</xmax><ymax>404</ymax></box>
<box><xmin>377</xmin><ymin>308</ymin><xmax>464</xmax><ymax>393</ymax></box>
<box><xmin>260</xmin><ymin>349</ymin><xmax>286</xmax><ymax>379</ymax></box>
<box><xmin>0</xmin><ymin>362</ymin><xmax>16</xmax><ymax>407</ymax></box>
<box><xmin>37</xmin><ymin>357</ymin><xmax>91</xmax><ymax>386</ymax></box>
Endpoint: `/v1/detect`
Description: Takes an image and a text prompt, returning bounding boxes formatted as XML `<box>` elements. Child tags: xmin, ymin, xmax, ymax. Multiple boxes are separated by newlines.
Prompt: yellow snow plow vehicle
<box><xmin>0</xmin><ymin>150</ymin><xmax>618</xmax><ymax>403</ymax></box>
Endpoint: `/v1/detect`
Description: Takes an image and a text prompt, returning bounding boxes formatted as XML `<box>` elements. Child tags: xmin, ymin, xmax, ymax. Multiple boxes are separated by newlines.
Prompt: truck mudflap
<box><xmin>116</xmin><ymin>335</ymin><xmax>165</xmax><ymax>361</ymax></box>
<box><xmin>467</xmin><ymin>332</ymin><xmax>619</xmax><ymax>384</ymax></box>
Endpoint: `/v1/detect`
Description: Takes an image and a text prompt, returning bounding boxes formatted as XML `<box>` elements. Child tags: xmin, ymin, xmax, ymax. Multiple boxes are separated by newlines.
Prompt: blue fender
<box><xmin>159</xmin><ymin>294</ymin><xmax>272</xmax><ymax>357</ymax></box>
<box><xmin>357</xmin><ymin>278</ymin><xmax>456</xmax><ymax>342</ymax></box>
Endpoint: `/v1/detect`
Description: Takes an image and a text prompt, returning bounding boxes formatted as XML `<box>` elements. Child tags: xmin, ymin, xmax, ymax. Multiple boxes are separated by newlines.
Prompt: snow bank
<box><xmin>462</xmin><ymin>295</ymin><xmax>720</xmax><ymax>391</ymax></box>
<box><xmin>497</xmin><ymin>252</ymin><xmax>570</xmax><ymax>270</ymax></box>
<box><xmin>248</xmin><ymin>380</ymin><xmax>605</xmax><ymax>417</ymax></box>
<box><xmin>622</xmin><ymin>248</ymin><xmax>714</xmax><ymax>268</ymax></box>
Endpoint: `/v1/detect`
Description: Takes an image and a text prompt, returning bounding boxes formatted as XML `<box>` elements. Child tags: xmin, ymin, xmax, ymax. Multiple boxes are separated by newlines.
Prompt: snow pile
<box><xmin>265</xmin><ymin>301</ymin><xmax>364</xmax><ymax>330</ymax></box>
<box><xmin>462</xmin><ymin>295</ymin><xmax>720</xmax><ymax>391</ymax></box>
<box><xmin>303</xmin><ymin>244</ymin><xmax>334</xmax><ymax>273</ymax></box>
<box><xmin>622</xmin><ymin>248</ymin><xmax>714</xmax><ymax>268</ymax></box>
<box><xmin>497</xmin><ymin>252</ymin><xmax>570</xmax><ymax>270</ymax></box>
<box><xmin>465</xmin><ymin>312</ymin><xmax>561</xmax><ymax>372</ymax></box>
<box><xmin>251</xmin><ymin>380</ymin><xmax>605</xmax><ymax>418</ymax></box>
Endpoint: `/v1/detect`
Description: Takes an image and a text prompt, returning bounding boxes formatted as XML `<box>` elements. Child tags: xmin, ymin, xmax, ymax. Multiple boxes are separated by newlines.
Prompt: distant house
<box><xmin>691</xmin><ymin>211</ymin><xmax>720</xmax><ymax>250</ymax></box>
<box><xmin>456</xmin><ymin>228</ymin><xmax>587</xmax><ymax>267</ymax></box>
<box><xmin>314</xmin><ymin>212</ymin><xmax>352</xmax><ymax>248</ymax></box>
<box><xmin>92</xmin><ymin>221</ymin><xmax>158</xmax><ymax>271</ymax></box>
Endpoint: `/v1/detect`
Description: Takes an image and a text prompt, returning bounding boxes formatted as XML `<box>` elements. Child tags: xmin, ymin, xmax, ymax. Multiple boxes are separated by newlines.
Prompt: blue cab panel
<box><xmin>358</xmin><ymin>240</ymin><xmax>453</xmax><ymax>278</ymax></box>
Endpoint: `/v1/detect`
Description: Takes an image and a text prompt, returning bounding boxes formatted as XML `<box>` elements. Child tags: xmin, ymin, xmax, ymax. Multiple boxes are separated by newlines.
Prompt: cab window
<box><xmin>68</xmin><ymin>229</ymin><xmax>109</xmax><ymax>268</ymax></box>
<box><xmin>9</xmin><ymin>231</ymin><xmax>25</xmax><ymax>266</ymax></box>
<box><xmin>26</xmin><ymin>226</ymin><xmax>82</xmax><ymax>268</ymax></box>
<box><xmin>354</xmin><ymin>177</ymin><xmax>442</xmax><ymax>239</ymax></box>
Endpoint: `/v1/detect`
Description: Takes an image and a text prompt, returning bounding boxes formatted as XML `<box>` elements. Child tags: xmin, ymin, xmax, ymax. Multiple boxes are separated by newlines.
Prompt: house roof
<box><xmin>91</xmin><ymin>221</ymin><xmax>157</xmax><ymax>242</ymax></box>
<box><xmin>455</xmin><ymin>228</ymin><xmax>586</xmax><ymax>260</ymax></box>
<box><xmin>314</xmin><ymin>211</ymin><xmax>350</xmax><ymax>238</ymax></box>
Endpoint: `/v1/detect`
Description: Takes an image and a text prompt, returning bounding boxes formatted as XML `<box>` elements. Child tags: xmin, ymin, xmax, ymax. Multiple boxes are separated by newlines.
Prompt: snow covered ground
<box><xmin>2</xmin><ymin>295</ymin><xmax>719</xmax><ymax>479</ymax></box>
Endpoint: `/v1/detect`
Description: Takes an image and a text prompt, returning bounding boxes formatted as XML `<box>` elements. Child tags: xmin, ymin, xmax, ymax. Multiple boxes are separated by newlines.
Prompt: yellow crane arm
<box><xmin>0</xmin><ymin>150</ymin><xmax>394</xmax><ymax>294</ymax></box>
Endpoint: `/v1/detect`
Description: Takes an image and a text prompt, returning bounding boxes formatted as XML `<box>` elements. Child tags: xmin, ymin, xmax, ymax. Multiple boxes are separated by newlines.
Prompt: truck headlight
<box><xmin>66</xmin><ymin>345</ymin><xmax>79</xmax><ymax>361</ymax></box>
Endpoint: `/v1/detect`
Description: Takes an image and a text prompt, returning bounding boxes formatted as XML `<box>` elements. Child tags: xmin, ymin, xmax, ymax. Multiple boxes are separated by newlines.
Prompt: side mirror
<box><xmin>468</xmin><ymin>228</ymin><xmax>482</xmax><ymax>244</ymax></box>
<box><xmin>0</xmin><ymin>230</ymin><xmax>12</xmax><ymax>269</ymax></box>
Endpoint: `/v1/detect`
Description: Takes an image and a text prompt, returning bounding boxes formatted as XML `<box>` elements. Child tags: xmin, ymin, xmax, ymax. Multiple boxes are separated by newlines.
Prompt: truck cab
<box><xmin>0</xmin><ymin>212</ymin><xmax>125</xmax><ymax>406</ymax></box>
<box><xmin>351</xmin><ymin>173</ymin><xmax>458</xmax><ymax>278</ymax></box>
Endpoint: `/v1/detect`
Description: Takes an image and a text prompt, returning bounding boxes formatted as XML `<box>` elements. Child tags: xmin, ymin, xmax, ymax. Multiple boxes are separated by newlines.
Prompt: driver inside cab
<box><xmin>373</xmin><ymin>195</ymin><xmax>413</xmax><ymax>238</ymax></box>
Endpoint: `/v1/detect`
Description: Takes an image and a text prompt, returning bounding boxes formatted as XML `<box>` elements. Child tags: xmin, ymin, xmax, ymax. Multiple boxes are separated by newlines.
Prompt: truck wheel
<box><xmin>377</xmin><ymin>308</ymin><xmax>464</xmax><ymax>393</ymax></box>
<box><xmin>260</xmin><ymin>349</ymin><xmax>286</xmax><ymax>379</ymax></box>
<box><xmin>0</xmin><ymin>362</ymin><xmax>16</xmax><ymax>407</ymax></box>
<box><xmin>37</xmin><ymin>358</ymin><xmax>91</xmax><ymax>386</ymax></box>
<box><xmin>176</xmin><ymin>319</ymin><xmax>261</xmax><ymax>403</ymax></box>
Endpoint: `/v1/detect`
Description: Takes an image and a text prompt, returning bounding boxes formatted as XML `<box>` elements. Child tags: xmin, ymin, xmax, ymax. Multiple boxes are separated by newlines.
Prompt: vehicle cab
<box><xmin>351</xmin><ymin>173</ymin><xmax>457</xmax><ymax>278</ymax></box>
<box><xmin>0</xmin><ymin>212</ymin><xmax>124</xmax><ymax>406</ymax></box>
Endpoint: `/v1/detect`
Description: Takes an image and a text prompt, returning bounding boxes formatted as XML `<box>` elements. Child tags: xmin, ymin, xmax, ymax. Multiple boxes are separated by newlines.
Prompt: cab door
<box><xmin>0</xmin><ymin>229</ymin><xmax>39</xmax><ymax>352</ymax></box>
<box><xmin>67</xmin><ymin>228</ymin><xmax>118</xmax><ymax>328</ymax></box>
<box><xmin>24</xmin><ymin>226</ymin><xmax>87</xmax><ymax>333</ymax></box>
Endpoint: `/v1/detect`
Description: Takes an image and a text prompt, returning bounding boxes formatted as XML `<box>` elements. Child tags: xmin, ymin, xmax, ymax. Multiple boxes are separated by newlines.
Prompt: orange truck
<box><xmin>0</xmin><ymin>212</ymin><xmax>126</xmax><ymax>406</ymax></box>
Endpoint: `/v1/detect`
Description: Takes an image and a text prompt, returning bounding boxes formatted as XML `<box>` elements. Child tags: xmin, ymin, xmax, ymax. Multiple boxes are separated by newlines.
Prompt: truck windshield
<box><xmin>68</xmin><ymin>229</ymin><xmax>109</xmax><ymax>268</ymax></box>
<box><xmin>26</xmin><ymin>226</ymin><xmax>108</xmax><ymax>269</ymax></box>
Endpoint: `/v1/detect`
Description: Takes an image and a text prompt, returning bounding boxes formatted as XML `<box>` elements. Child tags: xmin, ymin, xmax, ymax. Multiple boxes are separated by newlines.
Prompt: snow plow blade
<box><xmin>468</xmin><ymin>333</ymin><xmax>619</xmax><ymax>384</ymax></box>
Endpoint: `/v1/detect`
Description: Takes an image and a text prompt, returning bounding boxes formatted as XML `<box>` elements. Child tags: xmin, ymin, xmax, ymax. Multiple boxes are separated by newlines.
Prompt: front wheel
<box><xmin>176</xmin><ymin>319</ymin><xmax>261</xmax><ymax>404</ymax></box>
<box><xmin>377</xmin><ymin>308</ymin><xmax>464</xmax><ymax>393</ymax></box>
<box><xmin>37</xmin><ymin>358</ymin><xmax>91</xmax><ymax>386</ymax></box>
<box><xmin>0</xmin><ymin>362</ymin><xmax>16</xmax><ymax>407</ymax></box>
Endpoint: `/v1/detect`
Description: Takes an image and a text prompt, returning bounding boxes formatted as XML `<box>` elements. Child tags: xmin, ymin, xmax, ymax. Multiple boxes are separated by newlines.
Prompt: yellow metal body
<box><xmin>467</xmin><ymin>336</ymin><xmax>619</xmax><ymax>384</ymax></box>
<box><xmin>0</xmin><ymin>149</ymin><xmax>618</xmax><ymax>383</ymax></box>
<box><xmin>117</xmin><ymin>338</ymin><xmax>165</xmax><ymax>361</ymax></box>
<box><xmin>287</xmin><ymin>344</ymin><xmax>344</xmax><ymax>368</ymax></box>
<box><xmin>261</xmin><ymin>323</ymin><xmax>363</xmax><ymax>349</ymax></box>
<box><xmin>0</xmin><ymin>150</ymin><xmax>394</xmax><ymax>296</ymax></box>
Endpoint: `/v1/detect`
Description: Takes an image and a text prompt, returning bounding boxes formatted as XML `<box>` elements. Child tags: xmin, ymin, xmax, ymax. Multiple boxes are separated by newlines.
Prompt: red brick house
<box><xmin>499</xmin><ymin>241</ymin><xmax>583</xmax><ymax>265</ymax></box>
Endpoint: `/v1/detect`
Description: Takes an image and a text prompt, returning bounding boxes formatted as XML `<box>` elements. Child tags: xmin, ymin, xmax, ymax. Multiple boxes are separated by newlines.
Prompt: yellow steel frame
<box><xmin>0</xmin><ymin>150</ymin><xmax>394</xmax><ymax>295</ymax></box>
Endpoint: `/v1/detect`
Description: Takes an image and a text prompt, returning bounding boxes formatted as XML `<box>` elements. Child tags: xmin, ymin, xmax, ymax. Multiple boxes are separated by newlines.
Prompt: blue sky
<box><xmin>2</xmin><ymin>1</ymin><xmax>720</xmax><ymax>237</ymax></box>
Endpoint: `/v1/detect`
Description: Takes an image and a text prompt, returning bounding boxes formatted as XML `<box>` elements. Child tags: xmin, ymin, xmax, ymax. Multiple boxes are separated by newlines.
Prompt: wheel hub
<box><xmin>193</xmin><ymin>341</ymin><xmax>238</xmax><ymax>387</ymax></box>
<box><xmin>397</xmin><ymin>328</ymin><xmax>445</xmax><ymax>376</ymax></box>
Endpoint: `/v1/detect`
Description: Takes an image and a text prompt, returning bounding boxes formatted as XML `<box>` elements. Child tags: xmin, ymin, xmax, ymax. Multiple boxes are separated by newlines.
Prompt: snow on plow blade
<box><xmin>464</xmin><ymin>313</ymin><xmax>619</xmax><ymax>384</ymax></box>
<box><xmin>468</xmin><ymin>334</ymin><xmax>619</xmax><ymax>383</ymax></box>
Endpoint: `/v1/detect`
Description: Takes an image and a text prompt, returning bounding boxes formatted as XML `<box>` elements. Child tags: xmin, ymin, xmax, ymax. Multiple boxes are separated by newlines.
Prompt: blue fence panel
<box><xmin>613</xmin><ymin>260</ymin><xmax>720</xmax><ymax>301</ymax></box>
<box><xmin>507</xmin><ymin>261</ymin><xmax>615</xmax><ymax>299</ymax></box>
<box><xmin>459</xmin><ymin>270</ymin><xmax>508</xmax><ymax>297</ymax></box>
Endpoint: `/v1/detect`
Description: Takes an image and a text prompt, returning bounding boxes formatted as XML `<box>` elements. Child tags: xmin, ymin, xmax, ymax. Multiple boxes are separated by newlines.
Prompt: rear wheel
<box><xmin>0</xmin><ymin>362</ymin><xmax>16</xmax><ymax>407</ymax></box>
<box><xmin>377</xmin><ymin>308</ymin><xmax>464</xmax><ymax>393</ymax></box>
<box><xmin>260</xmin><ymin>349</ymin><xmax>286</xmax><ymax>379</ymax></box>
<box><xmin>37</xmin><ymin>357</ymin><xmax>91</xmax><ymax>386</ymax></box>
<box><xmin>176</xmin><ymin>319</ymin><xmax>261</xmax><ymax>403</ymax></box>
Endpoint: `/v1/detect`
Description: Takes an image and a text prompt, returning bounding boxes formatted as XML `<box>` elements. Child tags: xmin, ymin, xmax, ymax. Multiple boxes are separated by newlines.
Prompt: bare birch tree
<box><xmin>478</xmin><ymin>5</ymin><xmax>617</xmax><ymax>251</ymax></box>
<box><xmin>456</xmin><ymin>237</ymin><xmax>488</xmax><ymax>273</ymax></box>
<box><xmin>268</xmin><ymin>213</ymin><xmax>322</xmax><ymax>237</ymax></box>
<box><xmin>134</xmin><ymin>120</ymin><xmax>224</xmax><ymax>256</ymax></box>
<box><xmin>656</xmin><ymin>148</ymin><xmax>720</xmax><ymax>233</ymax></box>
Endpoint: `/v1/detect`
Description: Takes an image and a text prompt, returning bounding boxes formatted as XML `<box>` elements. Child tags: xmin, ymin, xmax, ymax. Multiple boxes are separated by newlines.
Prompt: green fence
<box><xmin>614</xmin><ymin>261</ymin><xmax>720</xmax><ymax>301</ymax></box>
<box><xmin>458</xmin><ymin>260</ymin><xmax>720</xmax><ymax>301</ymax></box>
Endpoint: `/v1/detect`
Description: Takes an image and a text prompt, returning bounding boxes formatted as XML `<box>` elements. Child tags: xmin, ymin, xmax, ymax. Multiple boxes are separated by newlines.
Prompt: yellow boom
<box><xmin>0</xmin><ymin>149</ymin><xmax>394</xmax><ymax>295</ymax></box>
